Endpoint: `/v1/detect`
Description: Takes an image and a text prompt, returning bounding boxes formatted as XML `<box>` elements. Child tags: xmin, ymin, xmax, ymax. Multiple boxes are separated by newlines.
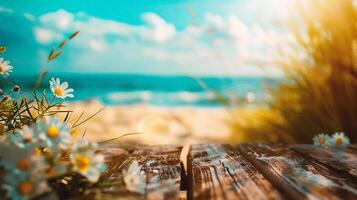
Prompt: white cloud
<box><xmin>204</xmin><ymin>13</ymin><xmax>225</xmax><ymax>31</ymax></box>
<box><xmin>89</xmin><ymin>39</ymin><xmax>106</xmax><ymax>52</ymax></box>
<box><xmin>0</xmin><ymin>6</ymin><xmax>13</xmax><ymax>13</ymax></box>
<box><xmin>36</xmin><ymin>10</ymin><xmax>176</xmax><ymax>44</ymax></box>
<box><xmin>141</xmin><ymin>13</ymin><xmax>176</xmax><ymax>43</ymax></box>
<box><xmin>40</xmin><ymin>9</ymin><xmax>74</xmax><ymax>30</ymax></box>
<box><xmin>34</xmin><ymin>9</ymin><xmax>290</xmax><ymax>77</ymax></box>
<box><xmin>34</xmin><ymin>27</ymin><xmax>62</xmax><ymax>44</ymax></box>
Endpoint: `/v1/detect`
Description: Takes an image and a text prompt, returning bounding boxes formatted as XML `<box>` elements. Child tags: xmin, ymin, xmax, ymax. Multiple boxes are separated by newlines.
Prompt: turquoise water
<box><xmin>10</xmin><ymin>74</ymin><xmax>277</xmax><ymax>107</ymax></box>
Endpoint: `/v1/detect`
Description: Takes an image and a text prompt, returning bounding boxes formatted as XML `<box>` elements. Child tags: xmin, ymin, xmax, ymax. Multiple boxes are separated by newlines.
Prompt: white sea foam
<box><xmin>105</xmin><ymin>91</ymin><xmax>217</xmax><ymax>106</ymax></box>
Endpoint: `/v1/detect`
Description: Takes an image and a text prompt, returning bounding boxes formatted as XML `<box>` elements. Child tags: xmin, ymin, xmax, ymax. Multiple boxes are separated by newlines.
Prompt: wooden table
<box><xmin>47</xmin><ymin>144</ymin><xmax>357</xmax><ymax>200</ymax></box>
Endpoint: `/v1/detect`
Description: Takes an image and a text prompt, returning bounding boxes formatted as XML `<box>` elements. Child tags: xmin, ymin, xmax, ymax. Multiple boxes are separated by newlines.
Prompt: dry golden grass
<box><xmin>230</xmin><ymin>0</ymin><xmax>357</xmax><ymax>143</ymax></box>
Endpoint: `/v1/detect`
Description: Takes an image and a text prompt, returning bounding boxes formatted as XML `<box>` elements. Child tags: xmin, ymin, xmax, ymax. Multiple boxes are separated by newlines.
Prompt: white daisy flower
<box><xmin>70</xmin><ymin>139</ymin><xmax>106</xmax><ymax>183</ymax></box>
<box><xmin>0</xmin><ymin>57</ymin><xmax>13</xmax><ymax>77</ymax></box>
<box><xmin>7</xmin><ymin>126</ymin><xmax>39</xmax><ymax>148</ymax></box>
<box><xmin>330</xmin><ymin>132</ymin><xmax>350</xmax><ymax>148</ymax></box>
<box><xmin>313</xmin><ymin>133</ymin><xmax>330</xmax><ymax>146</ymax></box>
<box><xmin>3</xmin><ymin>169</ymin><xmax>49</xmax><ymax>200</ymax></box>
<box><xmin>123</xmin><ymin>160</ymin><xmax>147</xmax><ymax>194</ymax></box>
<box><xmin>0</xmin><ymin>141</ymin><xmax>41</xmax><ymax>177</ymax></box>
<box><xmin>49</xmin><ymin>77</ymin><xmax>74</xmax><ymax>99</ymax></box>
<box><xmin>36</xmin><ymin>117</ymin><xmax>72</xmax><ymax>153</ymax></box>
<box><xmin>0</xmin><ymin>141</ymin><xmax>50</xmax><ymax>199</ymax></box>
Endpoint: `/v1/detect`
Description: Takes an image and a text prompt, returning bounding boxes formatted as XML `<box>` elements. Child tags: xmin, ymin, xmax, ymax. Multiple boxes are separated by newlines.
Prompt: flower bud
<box><xmin>12</xmin><ymin>85</ymin><xmax>20</xmax><ymax>92</ymax></box>
<box><xmin>1</xmin><ymin>95</ymin><xmax>10</xmax><ymax>102</ymax></box>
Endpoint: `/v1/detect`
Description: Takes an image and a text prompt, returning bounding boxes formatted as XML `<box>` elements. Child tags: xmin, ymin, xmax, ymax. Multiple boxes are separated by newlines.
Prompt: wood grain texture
<box><xmin>292</xmin><ymin>144</ymin><xmax>357</xmax><ymax>182</ymax></box>
<box><xmin>349</xmin><ymin>144</ymin><xmax>357</xmax><ymax>151</ymax></box>
<box><xmin>187</xmin><ymin>144</ymin><xmax>282</xmax><ymax>200</ymax></box>
<box><xmin>132</xmin><ymin>145</ymin><xmax>183</xmax><ymax>200</ymax></box>
<box><xmin>237</xmin><ymin>144</ymin><xmax>357</xmax><ymax>200</ymax></box>
<box><xmin>98</xmin><ymin>145</ymin><xmax>183</xmax><ymax>200</ymax></box>
<box><xmin>37</xmin><ymin>143</ymin><xmax>357</xmax><ymax>200</ymax></box>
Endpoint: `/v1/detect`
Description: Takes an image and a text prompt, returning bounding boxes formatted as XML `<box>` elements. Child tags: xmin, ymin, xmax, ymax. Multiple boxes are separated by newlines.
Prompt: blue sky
<box><xmin>0</xmin><ymin>0</ymin><xmax>292</xmax><ymax>77</ymax></box>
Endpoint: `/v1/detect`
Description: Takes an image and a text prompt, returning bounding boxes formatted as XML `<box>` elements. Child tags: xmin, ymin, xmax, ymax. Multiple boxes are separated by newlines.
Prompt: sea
<box><xmin>9</xmin><ymin>74</ymin><xmax>278</xmax><ymax>107</ymax></box>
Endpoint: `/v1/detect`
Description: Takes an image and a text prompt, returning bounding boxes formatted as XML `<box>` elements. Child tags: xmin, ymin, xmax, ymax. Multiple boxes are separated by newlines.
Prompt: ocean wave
<box><xmin>103</xmin><ymin>91</ymin><xmax>218</xmax><ymax>106</ymax></box>
<box><xmin>10</xmin><ymin>74</ymin><xmax>275</xmax><ymax>107</ymax></box>
<box><xmin>107</xmin><ymin>91</ymin><xmax>152</xmax><ymax>102</ymax></box>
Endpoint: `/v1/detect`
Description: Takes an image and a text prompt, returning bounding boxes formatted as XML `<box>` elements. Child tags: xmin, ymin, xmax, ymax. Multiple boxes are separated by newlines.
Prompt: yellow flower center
<box><xmin>44</xmin><ymin>165</ymin><xmax>57</xmax><ymax>177</ymax></box>
<box><xmin>18</xmin><ymin>181</ymin><xmax>34</xmax><ymax>196</ymax></box>
<box><xmin>54</xmin><ymin>87</ymin><xmax>63</xmax><ymax>96</ymax></box>
<box><xmin>319</xmin><ymin>138</ymin><xmax>325</xmax><ymax>144</ymax></box>
<box><xmin>16</xmin><ymin>159</ymin><xmax>30</xmax><ymax>171</ymax></box>
<box><xmin>75</xmin><ymin>155</ymin><xmax>90</xmax><ymax>172</ymax></box>
<box><xmin>336</xmin><ymin>137</ymin><xmax>343</xmax><ymax>144</ymax></box>
<box><xmin>47</xmin><ymin>126</ymin><xmax>59</xmax><ymax>138</ymax></box>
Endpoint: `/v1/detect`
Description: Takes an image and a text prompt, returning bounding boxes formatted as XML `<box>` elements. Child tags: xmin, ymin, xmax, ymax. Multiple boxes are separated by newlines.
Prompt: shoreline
<box><xmin>70</xmin><ymin>99</ymin><xmax>229</xmax><ymax>110</ymax></box>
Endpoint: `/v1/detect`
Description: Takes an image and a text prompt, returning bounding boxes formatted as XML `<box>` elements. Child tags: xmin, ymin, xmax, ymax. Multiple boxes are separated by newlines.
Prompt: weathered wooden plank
<box><xmin>292</xmin><ymin>144</ymin><xmax>357</xmax><ymax>181</ymax></box>
<box><xmin>98</xmin><ymin>145</ymin><xmax>183</xmax><ymax>200</ymax></box>
<box><xmin>132</xmin><ymin>145</ymin><xmax>183</xmax><ymax>199</ymax></box>
<box><xmin>238</xmin><ymin>144</ymin><xmax>357</xmax><ymax>200</ymax></box>
<box><xmin>88</xmin><ymin>145</ymin><xmax>139</xmax><ymax>200</ymax></box>
<box><xmin>97</xmin><ymin>145</ymin><xmax>130</xmax><ymax>163</ymax></box>
<box><xmin>187</xmin><ymin>144</ymin><xmax>283</xmax><ymax>200</ymax></box>
<box><xmin>349</xmin><ymin>144</ymin><xmax>357</xmax><ymax>150</ymax></box>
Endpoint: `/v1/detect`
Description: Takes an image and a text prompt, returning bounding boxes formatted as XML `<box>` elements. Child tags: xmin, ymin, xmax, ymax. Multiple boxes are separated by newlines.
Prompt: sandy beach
<box><xmin>65</xmin><ymin>100</ymin><xmax>231</xmax><ymax>145</ymax></box>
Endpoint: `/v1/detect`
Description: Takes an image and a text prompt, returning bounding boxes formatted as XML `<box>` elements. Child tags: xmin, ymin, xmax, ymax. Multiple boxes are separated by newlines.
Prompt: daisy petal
<box><xmin>61</xmin><ymin>82</ymin><xmax>69</xmax><ymax>89</ymax></box>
